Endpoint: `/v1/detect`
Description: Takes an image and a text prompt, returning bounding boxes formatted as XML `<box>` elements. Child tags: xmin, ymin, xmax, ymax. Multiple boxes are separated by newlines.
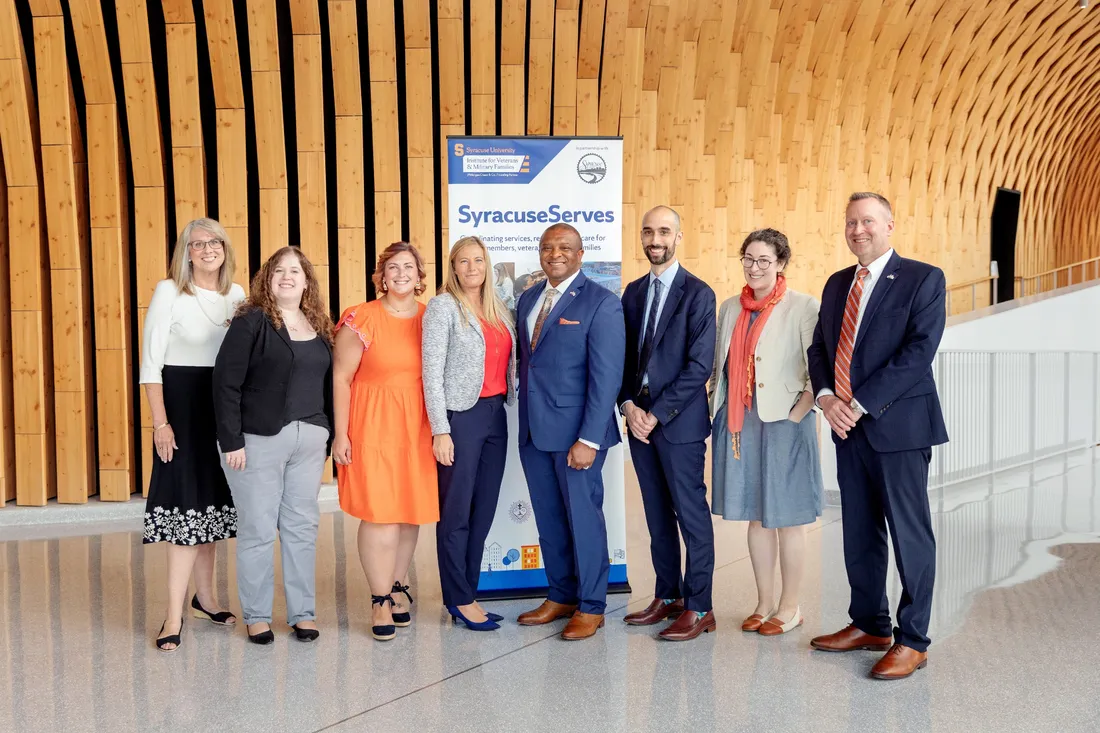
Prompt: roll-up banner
<box><xmin>446</xmin><ymin>136</ymin><xmax>630</xmax><ymax>599</ymax></box>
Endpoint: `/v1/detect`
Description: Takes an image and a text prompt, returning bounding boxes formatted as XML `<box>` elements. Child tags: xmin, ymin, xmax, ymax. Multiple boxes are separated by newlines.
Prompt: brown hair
<box><xmin>372</xmin><ymin>241</ymin><xmax>427</xmax><ymax>297</ymax></box>
<box><xmin>238</xmin><ymin>246</ymin><xmax>334</xmax><ymax>343</ymax></box>
<box><xmin>848</xmin><ymin>192</ymin><xmax>893</xmax><ymax>217</ymax></box>
<box><xmin>740</xmin><ymin>228</ymin><xmax>792</xmax><ymax>266</ymax></box>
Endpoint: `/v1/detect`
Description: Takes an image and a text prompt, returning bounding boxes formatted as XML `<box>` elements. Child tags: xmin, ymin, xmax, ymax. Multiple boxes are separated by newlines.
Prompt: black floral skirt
<box><xmin>143</xmin><ymin>366</ymin><xmax>237</xmax><ymax>545</ymax></box>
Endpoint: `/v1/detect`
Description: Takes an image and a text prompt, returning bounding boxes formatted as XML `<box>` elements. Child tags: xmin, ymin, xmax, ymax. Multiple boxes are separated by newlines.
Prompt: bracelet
<box><xmin>153</xmin><ymin>422</ymin><xmax>170</xmax><ymax>432</ymax></box>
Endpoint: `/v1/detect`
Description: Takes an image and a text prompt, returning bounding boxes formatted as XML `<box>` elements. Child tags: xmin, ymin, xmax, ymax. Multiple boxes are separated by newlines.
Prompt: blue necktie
<box><xmin>637</xmin><ymin>278</ymin><xmax>662</xmax><ymax>393</ymax></box>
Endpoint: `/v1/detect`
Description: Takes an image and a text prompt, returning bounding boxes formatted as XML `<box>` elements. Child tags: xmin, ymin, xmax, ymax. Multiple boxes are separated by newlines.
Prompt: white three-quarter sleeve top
<box><xmin>139</xmin><ymin>279</ymin><xmax>247</xmax><ymax>384</ymax></box>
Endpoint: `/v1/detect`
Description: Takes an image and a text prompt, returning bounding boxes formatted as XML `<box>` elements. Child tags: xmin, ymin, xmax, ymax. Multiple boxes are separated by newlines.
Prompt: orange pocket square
<box><xmin>559</xmin><ymin>318</ymin><xmax>581</xmax><ymax>325</ymax></box>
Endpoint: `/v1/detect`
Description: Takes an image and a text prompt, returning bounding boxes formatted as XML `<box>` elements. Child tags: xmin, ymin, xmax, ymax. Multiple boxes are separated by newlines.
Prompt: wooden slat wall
<box><xmin>70</xmin><ymin>0</ymin><xmax>135</xmax><ymax>500</ymax></box>
<box><xmin>119</xmin><ymin>0</ymin><xmax>168</xmax><ymax>496</ymax></box>
<box><xmin>248</xmin><ymin>0</ymin><xmax>288</xmax><ymax>259</ymax></box>
<box><xmin>32</xmin><ymin>5</ymin><xmax>95</xmax><ymax>503</ymax></box>
<box><xmin>0</xmin><ymin>0</ymin><xmax>56</xmax><ymax>506</ymax></box>
<box><xmin>1</xmin><ymin>0</ymin><xmax>1100</xmax><ymax>505</ymax></box>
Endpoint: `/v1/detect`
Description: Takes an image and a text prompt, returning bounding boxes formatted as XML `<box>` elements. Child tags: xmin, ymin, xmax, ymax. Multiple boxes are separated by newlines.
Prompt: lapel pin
<box><xmin>570</xmin><ymin>290</ymin><xmax>577</xmax><ymax>297</ymax></box>
<box><xmin>886</xmin><ymin>274</ymin><xmax>896</xmax><ymax>280</ymax></box>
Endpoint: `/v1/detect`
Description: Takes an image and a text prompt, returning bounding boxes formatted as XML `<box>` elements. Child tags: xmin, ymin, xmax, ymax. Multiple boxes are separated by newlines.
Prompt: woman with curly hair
<box><xmin>213</xmin><ymin>246</ymin><xmax>335</xmax><ymax>645</ymax></box>
<box><xmin>332</xmin><ymin>242</ymin><xmax>439</xmax><ymax>641</ymax></box>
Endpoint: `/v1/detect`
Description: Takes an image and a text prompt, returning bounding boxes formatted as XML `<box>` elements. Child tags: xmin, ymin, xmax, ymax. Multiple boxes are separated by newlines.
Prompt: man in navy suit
<box><xmin>515</xmin><ymin>222</ymin><xmax>626</xmax><ymax>640</ymax></box>
<box><xmin>618</xmin><ymin>206</ymin><xmax>717</xmax><ymax>641</ymax></box>
<box><xmin>807</xmin><ymin>192</ymin><xmax>949</xmax><ymax>680</ymax></box>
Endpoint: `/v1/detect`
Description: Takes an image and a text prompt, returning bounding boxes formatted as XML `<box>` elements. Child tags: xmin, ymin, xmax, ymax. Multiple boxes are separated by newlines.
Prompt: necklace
<box><xmin>283</xmin><ymin>309</ymin><xmax>308</xmax><ymax>332</ymax></box>
<box><xmin>383</xmin><ymin>298</ymin><xmax>417</xmax><ymax>315</ymax></box>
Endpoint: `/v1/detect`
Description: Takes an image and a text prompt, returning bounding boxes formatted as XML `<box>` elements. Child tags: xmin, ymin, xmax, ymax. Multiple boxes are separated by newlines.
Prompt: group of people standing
<box><xmin>141</xmin><ymin>189</ymin><xmax>947</xmax><ymax>682</ymax></box>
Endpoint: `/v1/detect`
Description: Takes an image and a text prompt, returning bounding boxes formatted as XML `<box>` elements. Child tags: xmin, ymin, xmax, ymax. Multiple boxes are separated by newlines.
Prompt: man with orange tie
<box><xmin>806</xmin><ymin>192</ymin><xmax>948</xmax><ymax>680</ymax></box>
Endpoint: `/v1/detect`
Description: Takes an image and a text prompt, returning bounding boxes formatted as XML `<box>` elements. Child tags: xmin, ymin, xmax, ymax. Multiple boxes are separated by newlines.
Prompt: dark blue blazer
<box><xmin>617</xmin><ymin>265</ymin><xmax>716</xmax><ymax>444</ymax></box>
<box><xmin>517</xmin><ymin>271</ymin><xmax>626</xmax><ymax>453</ymax></box>
<box><xmin>807</xmin><ymin>251</ymin><xmax>949</xmax><ymax>453</ymax></box>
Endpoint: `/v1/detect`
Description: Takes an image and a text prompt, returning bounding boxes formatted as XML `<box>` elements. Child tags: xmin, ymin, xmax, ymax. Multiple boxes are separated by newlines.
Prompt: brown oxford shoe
<box><xmin>624</xmin><ymin>598</ymin><xmax>685</xmax><ymax>626</ymax></box>
<box><xmin>810</xmin><ymin>624</ymin><xmax>893</xmax><ymax>652</ymax></box>
<box><xmin>561</xmin><ymin>612</ymin><xmax>604</xmax><ymax>640</ymax></box>
<box><xmin>870</xmin><ymin>644</ymin><xmax>927</xmax><ymax>680</ymax></box>
<box><xmin>658</xmin><ymin>610</ymin><xmax>716</xmax><ymax>641</ymax></box>
<box><xmin>517</xmin><ymin>600</ymin><xmax>577</xmax><ymax>626</ymax></box>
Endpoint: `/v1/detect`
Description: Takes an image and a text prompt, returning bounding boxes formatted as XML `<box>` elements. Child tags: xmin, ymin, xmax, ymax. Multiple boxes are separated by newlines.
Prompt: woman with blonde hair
<box><xmin>214</xmin><ymin>246</ymin><xmax>334</xmax><ymax>644</ymax></box>
<box><xmin>332</xmin><ymin>242</ymin><xmax>439</xmax><ymax>641</ymax></box>
<box><xmin>140</xmin><ymin>218</ymin><xmax>245</xmax><ymax>652</ymax></box>
<box><xmin>422</xmin><ymin>236</ymin><xmax>516</xmax><ymax>630</ymax></box>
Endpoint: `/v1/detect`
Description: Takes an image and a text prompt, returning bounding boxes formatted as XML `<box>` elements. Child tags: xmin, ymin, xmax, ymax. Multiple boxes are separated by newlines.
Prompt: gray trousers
<box><xmin>221</xmin><ymin>421</ymin><xmax>328</xmax><ymax>625</ymax></box>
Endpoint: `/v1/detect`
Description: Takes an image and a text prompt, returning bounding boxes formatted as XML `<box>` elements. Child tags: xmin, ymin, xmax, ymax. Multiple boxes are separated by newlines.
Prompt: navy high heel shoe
<box><xmin>485</xmin><ymin>611</ymin><xmax>504</xmax><ymax>623</ymax></box>
<box><xmin>391</xmin><ymin>582</ymin><xmax>413</xmax><ymax>627</ymax></box>
<box><xmin>447</xmin><ymin>605</ymin><xmax>500</xmax><ymax>631</ymax></box>
<box><xmin>371</xmin><ymin>595</ymin><xmax>396</xmax><ymax>641</ymax></box>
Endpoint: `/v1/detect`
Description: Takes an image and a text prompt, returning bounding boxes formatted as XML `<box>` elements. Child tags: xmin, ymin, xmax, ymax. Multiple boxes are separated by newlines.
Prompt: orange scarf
<box><xmin>726</xmin><ymin>274</ymin><xmax>787</xmax><ymax>458</ymax></box>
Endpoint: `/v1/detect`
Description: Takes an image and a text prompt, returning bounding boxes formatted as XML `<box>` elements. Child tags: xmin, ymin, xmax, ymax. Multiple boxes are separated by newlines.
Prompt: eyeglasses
<box><xmin>189</xmin><ymin>238</ymin><xmax>224</xmax><ymax>252</ymax></box>
<box><xmin>740</xmin><ymin>256</ymin><xmax>776</xmax><ymax>270</ymax></box>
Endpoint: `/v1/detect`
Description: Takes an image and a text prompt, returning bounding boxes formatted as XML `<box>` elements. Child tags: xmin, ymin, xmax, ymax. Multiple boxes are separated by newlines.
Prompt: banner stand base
<box><xmin>477</xmin><ymin>580</ymin><xmax>632</xmax><ymax>603</ymax></box>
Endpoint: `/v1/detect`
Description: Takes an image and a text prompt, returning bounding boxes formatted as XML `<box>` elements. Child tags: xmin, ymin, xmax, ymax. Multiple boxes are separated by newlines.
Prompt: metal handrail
<box><xmin>946</xmin><ymin>274</ymin><xmax>999</xmax><ymax>314</ymax></box>
<box><xmin>1014</xmin><ymin>255</ymin><xmax>1100</xmax><ymax>298</ymax></box>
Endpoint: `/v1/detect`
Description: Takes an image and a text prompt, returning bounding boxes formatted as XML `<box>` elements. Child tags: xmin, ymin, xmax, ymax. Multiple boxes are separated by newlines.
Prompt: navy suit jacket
<box><xmin>617</xmin><ymin>265</ymin><xmax>716</xmax><ymax>444</ymax></box>
<box><xmin>517</xmin><ymin>270</ymin><xmax>626</xmax><ymax>453</ymax></box>
<box><xmin>807</xmin><ymin>251</ymin><xmax>949</xmax><ymax>453</ymax></box>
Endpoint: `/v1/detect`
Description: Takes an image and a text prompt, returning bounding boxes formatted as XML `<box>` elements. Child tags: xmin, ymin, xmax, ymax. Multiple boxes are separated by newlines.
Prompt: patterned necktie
<box><xmin>530</xmin><ymin>287</ymin><xmax>558</xmax><ymax>349</ymax></box>
<box><xmin>835</xmin><ymin>267</ymin><xmax>870</xmax><ymax>403</ymax></box>
<box><xmin>637</xmin><ymin>277</ymin><xmax>663</xmax><ymax>392</ymax></box>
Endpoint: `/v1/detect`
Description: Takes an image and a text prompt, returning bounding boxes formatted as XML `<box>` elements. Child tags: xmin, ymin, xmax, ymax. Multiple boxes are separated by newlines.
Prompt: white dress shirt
<box><xmin>526</xmin><ymin>269</ymin><xmax>582</xmax><ymax>346</ymax></box>
<box><xmin>525</xmin><ymin>269</ymin><xmax>598</xmax><ymax>450</ymax></box>
<box><xmin>640</xmin><ymin>260</ymin><xmax>679</xmax><ymax>388</ymax></box>
<box><xmin>816</xmin><ymin>248</ymin><xmax>894</xmax><ymax>412</ymax></box>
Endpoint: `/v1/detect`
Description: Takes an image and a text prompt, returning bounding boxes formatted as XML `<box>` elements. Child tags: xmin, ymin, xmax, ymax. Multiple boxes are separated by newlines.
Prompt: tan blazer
<box><xmin>709</xmin><ymin>289</ymin><xmax>820</xmax><ymax>423</ymax></box>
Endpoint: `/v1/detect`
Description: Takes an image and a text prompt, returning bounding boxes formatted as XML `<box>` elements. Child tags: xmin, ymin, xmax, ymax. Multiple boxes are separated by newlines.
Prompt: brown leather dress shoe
<box><xmin>810</xmin><ymin>624</ymin><xmax>893</xmax><ymax>652</ymax></box>
<box><xmin>624</xmin><ymin>598</ymin><xmax>685</xmax><ymax>626</ymax></box>
<box><xmin>658</xmin><ymin>610</ymin><xmax>716</xmax><ymax>641</ymax></box>
<box><xmin>517</xmin><ymin>600</ymin><xmax>578</xmax><ymax>626</ymax></box>
<box><xmin>870</xmin><ymin>644</ymin><xmax>927</xmax><ymax>680</ymax></box>
<box><xmin>561</xmin><ymin>612</ymin><xmax>604</xmax><ymax>640</ymax></box>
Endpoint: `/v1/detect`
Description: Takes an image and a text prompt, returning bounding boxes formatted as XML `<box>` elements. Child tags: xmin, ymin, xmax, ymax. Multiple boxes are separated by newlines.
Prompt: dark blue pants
<box><xmin>519</xmin><ymin>443</ymin><xmax>609</xmax><ymax>615</ymax></box>
<box><xmin>837</xmin><ymin>424</ymin><xmax>936</xmax><ymax>652</ymax></box>
<box><xmin>435</xmin><ymin>396</ymin><xmax>508</xmax><ymax>607</ymax></box>
<box><xmin>628</xmin><ymin>397</ymin><xmax>714</xmax><ymax>611</ymax></box>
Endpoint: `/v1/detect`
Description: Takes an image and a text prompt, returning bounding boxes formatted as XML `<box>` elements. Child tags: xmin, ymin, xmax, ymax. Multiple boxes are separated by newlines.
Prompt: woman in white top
<box><xmin>140</xmin><ymin>218</ymin><xmax>246</xmax><ymax>652</ymax></box>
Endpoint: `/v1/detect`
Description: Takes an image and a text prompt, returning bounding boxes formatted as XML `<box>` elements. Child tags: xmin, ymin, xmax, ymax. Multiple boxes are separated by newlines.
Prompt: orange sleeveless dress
<box><xmin>335</xmin><ymin>300</ymin><xmax>439</xmax><ymax>524</ymax></box>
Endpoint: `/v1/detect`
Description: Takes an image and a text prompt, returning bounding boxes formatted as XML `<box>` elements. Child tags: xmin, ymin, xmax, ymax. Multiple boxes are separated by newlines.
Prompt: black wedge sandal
<box><xmin>371</xmin><ymin>595</ymin><xmax>396</xmax><ymax>641</ymax></box>
<box><xmin>191</xmin><ymin>594</ymin><xmax>237</xmax><ymax>626</ymax></box>
<box><xmin>156</xmin><ymin>620</ymin><xmax>183</xmax><ymax>653</ymax></box>
<box><xmin>391</xmin><ymin>582</ymin><xmax>413</xmax><ymax>627</ymax></box>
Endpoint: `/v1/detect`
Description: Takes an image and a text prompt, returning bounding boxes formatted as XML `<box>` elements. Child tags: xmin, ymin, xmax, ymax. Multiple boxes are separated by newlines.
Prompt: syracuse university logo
<box><xmin>576</xmin><ymin>153</ymin><xmax>606</xmax><ymax>184</ymax></box>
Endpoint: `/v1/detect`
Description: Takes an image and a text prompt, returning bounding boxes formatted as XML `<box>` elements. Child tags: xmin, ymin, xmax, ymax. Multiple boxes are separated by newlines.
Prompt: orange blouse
<box><xmin>479</xmin><ymin>319</ymin><xmax>511</xmax><ymax>398</ymax></box>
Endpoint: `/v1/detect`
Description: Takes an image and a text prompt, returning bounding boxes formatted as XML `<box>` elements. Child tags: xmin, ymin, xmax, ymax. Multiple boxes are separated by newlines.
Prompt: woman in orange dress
<box><xmin>332</xmin><ymin>242</ymin><xmax>439</xmax><ymax>641</ymax></box>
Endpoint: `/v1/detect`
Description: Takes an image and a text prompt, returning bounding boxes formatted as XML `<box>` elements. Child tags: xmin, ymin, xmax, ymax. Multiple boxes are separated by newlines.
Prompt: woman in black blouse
<box><xmin>213</xmin><ymin>247</ymin><xmax>334</xmax><ymax>644</ymax></box>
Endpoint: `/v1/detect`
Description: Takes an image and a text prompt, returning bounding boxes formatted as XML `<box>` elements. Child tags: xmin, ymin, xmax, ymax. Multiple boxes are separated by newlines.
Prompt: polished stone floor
<box><xmin>1</xmin><ymin>447</ymin><xmax>1098</xmax><ymax>733</ymax></box>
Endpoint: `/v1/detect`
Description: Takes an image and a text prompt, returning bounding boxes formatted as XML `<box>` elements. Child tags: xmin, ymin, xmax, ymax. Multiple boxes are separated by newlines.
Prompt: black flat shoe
<box><xmin>156</xmin><ymin>620</ymin><xmax>183</xmax><ymax>652</ymax></box>
<box><xmin>391</xmin><ymin>582</ymin><xmax>413</xmax><ymax>627</ymax></box>
<box><xmin>191</xmin><ymin>594</ymin><xmax>236</xmax><ymax>626</ymax></box>
<box><xmin>371</xmin><ymin>595</ymin><xmax>396</xmax><ymax>641</ymax></box>
<box><xmin>247</xmin><ymin>624</ymin><xmax>275</xmax><ymax>645</ymax></box>
<box><xmin>293</xmin><ymin>624</ymin><xmax>320</xmax><ymax>642</ymax></box>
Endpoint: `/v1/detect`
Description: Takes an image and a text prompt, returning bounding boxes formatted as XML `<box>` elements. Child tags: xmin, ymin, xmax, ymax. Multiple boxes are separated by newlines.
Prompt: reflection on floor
<box><xmin>1</xmin><ymin>449</ymin><xmax>1098</xmax><ymax>733</ymax></box>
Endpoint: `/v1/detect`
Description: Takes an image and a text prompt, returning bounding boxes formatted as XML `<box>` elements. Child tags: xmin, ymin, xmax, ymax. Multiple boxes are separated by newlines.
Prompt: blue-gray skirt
<box><xmin>711</xmin><ymin>401</ymin><xmax>824</xmax><ymax>529</ymax></box>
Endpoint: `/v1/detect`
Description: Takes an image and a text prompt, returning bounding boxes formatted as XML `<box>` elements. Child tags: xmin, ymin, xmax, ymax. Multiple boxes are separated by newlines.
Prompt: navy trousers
<box><xmin>628</xmin><ymin>395</ymin><xmax>714</xmax><ymax>611</ymax></box>
<box><xmin>519</xmin><ymin>442</ymin><xmax>610</xmax><ymax>615</ymax></box>
<box><xmin>435</xmin><ymin>396</ymin><xmax>508</xmax><ymax>607</ymax></box>
<box><xmin>836</xmin><ymin>424</ymin><xmax>936</xmax><ymax>652</ymax></box>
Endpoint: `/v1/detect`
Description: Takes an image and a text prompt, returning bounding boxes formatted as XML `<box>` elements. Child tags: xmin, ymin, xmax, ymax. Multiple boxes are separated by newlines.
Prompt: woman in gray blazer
<box><xmin>710</xmin><ymin>229</ymin><xmax>823</xmax><ymax>638</ymax></box>
<box><xmin>422</xmin><ymin>236</ymin><xmax>517</xmax><ymax>631</ymax></box>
